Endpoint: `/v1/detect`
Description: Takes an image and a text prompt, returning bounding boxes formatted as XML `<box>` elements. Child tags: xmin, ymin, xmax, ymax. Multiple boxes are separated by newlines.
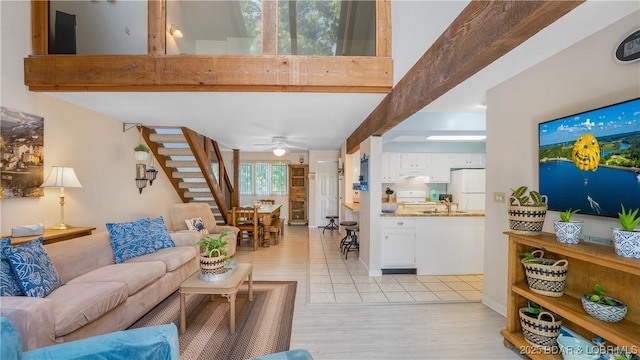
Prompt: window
<box><xmin>239</xmin><ymin>161</ymin><xmax>288</xmax><ymax>196</ymax></box>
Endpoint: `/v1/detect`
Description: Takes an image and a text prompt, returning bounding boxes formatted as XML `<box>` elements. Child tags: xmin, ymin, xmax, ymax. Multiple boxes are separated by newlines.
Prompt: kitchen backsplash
<box><xmin>383</xmin><ymin>177</ymin><xmax>447</xmax><ymax>201</ymax></box>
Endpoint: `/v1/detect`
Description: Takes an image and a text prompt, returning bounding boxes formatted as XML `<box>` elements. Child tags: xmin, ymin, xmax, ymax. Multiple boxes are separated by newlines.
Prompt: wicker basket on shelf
<box><xmin>518</xmin><ymin>308</ymin><xmax>563</xmax><ymax>350</ymax></box>
<box><xmin>521</xmin><ymin>250</ymin><xmax>568</xmax><ymax>297</ymax></box>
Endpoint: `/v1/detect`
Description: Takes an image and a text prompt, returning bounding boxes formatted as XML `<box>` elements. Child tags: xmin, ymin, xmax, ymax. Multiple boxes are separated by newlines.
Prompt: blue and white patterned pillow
<box><xmin>185</xmin><ymin>217</ymin><xmax>208</xmax><ymax>236</ymax></box>
<box><xmin>0</xmin><ymin>238</ymin><xmax>23</xmax><ymax>296</ymax></box>
<box><xmin>106</xmin><ymin>218</ymin><xmax>157</xmax><ymax>264</ymax></box>
<box><xmin>5</xmin><ymin>238</ymin><xmax>63</xmax><ymax>298</ymax></box>
<box><xmin>150</xmin><ymin>216</ymin><xmax>175</xmax><ymax>250</ymax></box>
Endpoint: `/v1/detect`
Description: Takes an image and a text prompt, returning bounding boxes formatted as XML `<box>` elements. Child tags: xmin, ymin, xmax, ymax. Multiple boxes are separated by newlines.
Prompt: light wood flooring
<box><xmin>233</xmin><ymin>225</ymin><xmax>525</xmax><ymax>359</ymax></box>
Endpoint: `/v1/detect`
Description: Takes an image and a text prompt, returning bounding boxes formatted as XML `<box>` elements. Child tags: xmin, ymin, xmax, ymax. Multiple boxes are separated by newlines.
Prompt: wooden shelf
<box><xmin>499</xmin><ymin>329</ymin><xmax>562</xmax><ymax>359</ymax></box>
<box><xmin>502</xmin><ymin>231</ymin><xmax>640</xmax><ymax>359</ymax></box>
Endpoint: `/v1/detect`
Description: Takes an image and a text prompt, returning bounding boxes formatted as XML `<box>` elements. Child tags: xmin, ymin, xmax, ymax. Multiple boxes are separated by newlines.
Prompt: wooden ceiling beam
<box><xmin>345</xmin><ymin>0</ymin><xmax>584</xmax><ymax>153</ymax></box>
<box><xmin>24</xmin><ymin>55</ymin><xmax>392</xmax><ymax>92</ymax></box>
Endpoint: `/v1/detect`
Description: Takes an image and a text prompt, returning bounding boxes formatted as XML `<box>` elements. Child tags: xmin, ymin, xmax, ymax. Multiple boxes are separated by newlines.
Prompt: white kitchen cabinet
<box><xmin>381</xmin><ymin>153</ymin><xmax>401</xmax><ymax>183</ymax></box>
<box><xmin>381</xmin><ymin>218</ymin><xmax>416</xmax><ymax>268</ymax></box>
<box><xmin>449</xmin><ymin>153</ymin><xmax>485</xmax><ymax>168</ymax></box>
<box><xmin>400</xmin><ymin>153</ymin><xmax>430</xmax><ymax>175</ymax></box>
<box><xmin>427</xmin><ymin>153</ymin><xmax>451</xmax><ymax>183</ymax></box>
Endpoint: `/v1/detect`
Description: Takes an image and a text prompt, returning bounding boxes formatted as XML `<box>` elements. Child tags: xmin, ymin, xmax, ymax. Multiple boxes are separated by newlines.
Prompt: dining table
<box><xmin>229</xmin><ymin>204</ymin><xmax>282</xmax><ymax>247</ymax></box>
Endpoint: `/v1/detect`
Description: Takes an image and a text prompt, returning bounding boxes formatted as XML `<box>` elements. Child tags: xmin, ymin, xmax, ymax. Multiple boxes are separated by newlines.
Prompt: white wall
<box><xmin>482</xmin><ymin>10</ymin><xmax>640</xmax><ymax>315</ymax></box>
<box><xmin>1</xmin><ymin>1</ymin><xmax>181</xmax><ymax>235</ymax></box>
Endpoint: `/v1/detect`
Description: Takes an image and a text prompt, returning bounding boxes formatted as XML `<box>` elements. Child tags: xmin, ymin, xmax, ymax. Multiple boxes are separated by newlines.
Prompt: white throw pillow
<box><xmin>185</xmin><ymin>217</ymin><xmax>209</xmax><ymax>236</ymax></box>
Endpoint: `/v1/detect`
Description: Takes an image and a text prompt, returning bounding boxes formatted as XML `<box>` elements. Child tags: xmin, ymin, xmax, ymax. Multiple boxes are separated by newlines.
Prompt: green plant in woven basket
<box><xmin>618</xmin><ymin>204</ymin><xmax>640</xmax><ymax>231</ymax></box>
<box><xmin>196</xmin><ymin>230</ymin><xmax>233</xmax><ymax>259</ymax></box>
<box><xmin>522</xmin><ymin>300</ymin><xmax>541</xmax><ymax>316</ymax></box>
<box><xmin>509</xmin><ymin>186</ymin><xmax>547</xmax><ymax>206</ymax></box>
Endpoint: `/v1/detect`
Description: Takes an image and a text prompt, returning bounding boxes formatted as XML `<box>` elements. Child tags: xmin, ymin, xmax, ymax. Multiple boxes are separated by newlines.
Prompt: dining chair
<box><xmin>258</xmin><ymin>200</ymin><xmax>284</xmax><ymax>244</ymax></box>
<box><xmin>231</xmin><ymin>206</ymin><xmax>261</xmax><ymax>251</ymax></box>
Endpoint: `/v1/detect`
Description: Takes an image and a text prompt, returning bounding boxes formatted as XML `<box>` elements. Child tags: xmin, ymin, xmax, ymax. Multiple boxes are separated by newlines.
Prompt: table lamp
<box><xmin>40</xmin><ymin>166</ymin><xmax>83</xmax><ymax>229</ymax></box>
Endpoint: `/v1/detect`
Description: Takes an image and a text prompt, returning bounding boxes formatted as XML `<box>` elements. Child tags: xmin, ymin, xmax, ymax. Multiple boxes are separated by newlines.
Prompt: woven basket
<box><xmin>199</xmin><ymin>249</ymin><xmax>226</xmax><ymax>275</ymax></box>
<box><xmin>519</xmin><ymin>308</ymin><xmax>563</xmax><ymax>349</ymax></box>
<box><xmin>508</xmin><ymin>196</ymin><xmax>548</xmax><ymax>236</ymax></box>
<box><xmin>521</xmin><ymin>250</ymin><xmax>568</xmax><ymax>297</ymax></box>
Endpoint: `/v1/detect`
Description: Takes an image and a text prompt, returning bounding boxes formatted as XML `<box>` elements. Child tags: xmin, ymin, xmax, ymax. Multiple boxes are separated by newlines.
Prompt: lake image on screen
<box><xmin>538</xmin><ymin>98</ymin><xmax>640</xmax><ymax>218</ymax></box>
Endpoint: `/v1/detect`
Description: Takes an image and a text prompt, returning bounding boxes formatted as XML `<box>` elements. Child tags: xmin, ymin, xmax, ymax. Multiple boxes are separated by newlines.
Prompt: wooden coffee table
<box><xmin>179</xmin><ymin>262</ymin><xmax>253</xmax><ymax>334</ymax></box>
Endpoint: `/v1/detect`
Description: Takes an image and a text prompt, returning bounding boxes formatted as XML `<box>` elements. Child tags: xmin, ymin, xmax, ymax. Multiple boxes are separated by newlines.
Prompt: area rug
<box><xmin>130</xmin><ymin>281</ymin><xmax>297</xmax><ymax>360</ymax></box>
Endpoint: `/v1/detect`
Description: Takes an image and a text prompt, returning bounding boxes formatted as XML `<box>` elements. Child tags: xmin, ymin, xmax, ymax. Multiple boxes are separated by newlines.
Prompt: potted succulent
<box><xmin>518</xmin><ymin>300</ymin><xmax>563</xmax><ymax>350</ymax></box>
<box><xmin>553</xmin><ymin>208</ymin><xmax>583</xmax><ymax>244</ymax></box>
<box><xmin>196</xmin><ymin>230</ymin><xmax>234</xmax><ymax>277</ymax></box>
<box><xmin>612</xmin><ymin>205</ymin><xmax>640</xmax><ymax>259</ymax></box>
<box><xmin>508</xmin><ymin>186</ymin><xmax>548</xmax><ymax>235</ymax></box>
<box><xmin>581</xmin><ymin>284</ymin><xmax>627</xmax><ymax>323</ymax></box>
<box><xmin>134</xmin><ymin>144</ymin><xmax>150</xmax><ymax>162</ymax></box>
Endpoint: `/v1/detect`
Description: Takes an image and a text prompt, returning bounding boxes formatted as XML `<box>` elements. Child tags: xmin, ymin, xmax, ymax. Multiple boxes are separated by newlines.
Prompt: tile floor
<box><xmin>308</xmin><ymin>227</ymin><xmax>484</xmax><ymax>304</ymax></box>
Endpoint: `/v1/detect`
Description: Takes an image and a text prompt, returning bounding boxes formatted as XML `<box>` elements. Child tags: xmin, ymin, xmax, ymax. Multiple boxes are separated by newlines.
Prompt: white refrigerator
<box><xmin>449</xmin><ymin>169</ymin><xmax>486</xmax><ymax>211</ymax></box>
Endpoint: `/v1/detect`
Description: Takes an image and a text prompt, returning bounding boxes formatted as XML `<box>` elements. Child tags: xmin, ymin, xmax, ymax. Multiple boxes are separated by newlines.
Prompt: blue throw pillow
<box><xmin>107</xmin><ymin>218</ymin><xmax>156</xmax><ymax>264</ymax></box>
<box><xmin>150</xmin><ymin>216</ymin><xmax>175</xmax><ymax>250</ymax></box>
<box><xmin>0</xmin><ymin>239</ymin><xmax>23</xmax><ymax>297</ymax></box>
<box><xmin>5</xmin><ymin>238</ymin><xmax>63</xmax><ymax>298</ymax></box>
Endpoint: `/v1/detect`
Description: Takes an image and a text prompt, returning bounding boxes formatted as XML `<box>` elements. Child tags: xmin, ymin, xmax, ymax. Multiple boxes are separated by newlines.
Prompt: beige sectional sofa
<box><xmin>0</xmin><ymin>230</ymin><xmax>200</xmax><ymax>351</ymax></box>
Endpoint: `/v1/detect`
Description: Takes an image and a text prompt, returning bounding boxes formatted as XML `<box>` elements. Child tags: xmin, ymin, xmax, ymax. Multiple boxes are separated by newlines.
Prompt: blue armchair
<box><xmin>1</xmin><ymin>317</ymin><xmax>179</xmax><ymax>360</ymax></box>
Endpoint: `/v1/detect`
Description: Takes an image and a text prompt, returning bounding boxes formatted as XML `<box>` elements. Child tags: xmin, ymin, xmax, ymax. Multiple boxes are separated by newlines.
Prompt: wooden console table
<box><xmin>6</xmin><ymin>227</ymin><xmax>96</xmax><ymax>245</ymax></box>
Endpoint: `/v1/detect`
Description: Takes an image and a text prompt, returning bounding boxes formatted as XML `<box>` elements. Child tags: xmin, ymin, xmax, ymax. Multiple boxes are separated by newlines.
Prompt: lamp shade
<box><xmin>273</xmin><ymin>147</ymin><xmax>286</xmax><ymax>156</ymax></box>
<box><xmin>40</xmin><ymin>167</ymin><xmax>83</xmax><ymax>188</ymax></box>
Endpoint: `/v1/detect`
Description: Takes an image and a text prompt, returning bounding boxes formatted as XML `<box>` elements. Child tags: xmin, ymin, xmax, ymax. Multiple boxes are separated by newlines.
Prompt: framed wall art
<box><xmin>1</xmin><ymin>107</ymin><xmax>45</xmax><ymax>199</ymax></box>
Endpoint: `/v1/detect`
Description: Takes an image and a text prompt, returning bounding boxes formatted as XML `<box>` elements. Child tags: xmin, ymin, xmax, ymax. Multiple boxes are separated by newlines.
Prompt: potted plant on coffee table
<box><xmin>581</xmin><ymin>284</ymin><xmax>627</xmax><ymax>323</ymax></box>
<box><xmin>134</xmin><ymin>144</ymin><xmax>150</xmax><ymax>162</ymax></box>
<box><xmin>553</xmin><ymin>208</ymin><xmax>582</xmax><ymax>244</ymax></box>
<box><xmin>196</xmin><ymin>230</ymin><xmax>234</xmax><ymax>278</ymax></box>
<box><xmin>508</xmin><ymin>186</ymin><xmax>548</xmax><ymax>235</ymax></box>
<box><xmin>612</xmin><ymin>204</ymin><xmax>640</xmax><ymax>259</ymax></box>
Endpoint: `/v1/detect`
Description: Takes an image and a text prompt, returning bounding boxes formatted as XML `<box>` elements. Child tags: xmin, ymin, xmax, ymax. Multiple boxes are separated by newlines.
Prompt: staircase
<box><xmin>139</xmin><ymin>126</ymin><xmax>236</xmax><ymax>224</ymax></box>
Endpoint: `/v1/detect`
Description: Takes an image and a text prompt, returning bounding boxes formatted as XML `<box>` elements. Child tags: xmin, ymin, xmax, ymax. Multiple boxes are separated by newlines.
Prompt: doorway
<box><xmin>316</xmin><ymin>161</ymin><xmax>339</xmax><ymax>226</ymax></box>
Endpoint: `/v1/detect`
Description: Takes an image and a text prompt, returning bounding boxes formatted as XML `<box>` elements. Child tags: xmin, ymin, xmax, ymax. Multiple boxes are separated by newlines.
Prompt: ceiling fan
<box><xmin>253</xmin><ymin>137</ymin><xmax>307</xmax><ymax>156</ymax></box>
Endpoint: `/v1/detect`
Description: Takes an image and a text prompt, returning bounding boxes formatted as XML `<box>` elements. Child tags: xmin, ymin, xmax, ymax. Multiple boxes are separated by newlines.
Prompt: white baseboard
<box><xmin>482</xmin><ymin>295</ymin><xmax>507</xmax><ymax>317</ymax></box>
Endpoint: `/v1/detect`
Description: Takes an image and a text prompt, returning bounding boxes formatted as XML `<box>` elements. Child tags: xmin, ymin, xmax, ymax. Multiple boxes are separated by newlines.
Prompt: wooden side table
<box><xmin>6</xmin><ymin>227</ymin><xmax>96</xmax><ymax>246</ymax></box>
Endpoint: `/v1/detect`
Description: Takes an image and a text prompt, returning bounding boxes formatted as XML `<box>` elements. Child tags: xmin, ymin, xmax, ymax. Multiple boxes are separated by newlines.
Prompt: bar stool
<box><xmin>343</xmin><ymin>225</ymin><xmax>359</xmax><ymax>259</ymax></box>
<box><xmin>322</xmin><ymin>215</ymin><xmax>338</xmax><ymax>234</ymax></box>
<box><xmin>338</xmin><ymin>221</ymin><xmax>357</xmax><ymax>250</ymax></box>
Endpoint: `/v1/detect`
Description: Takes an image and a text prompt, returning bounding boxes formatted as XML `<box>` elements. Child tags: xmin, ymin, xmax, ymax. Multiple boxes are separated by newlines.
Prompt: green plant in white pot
<box><xmin>134</xmin><ymin>144</ymin><xmax>150</xmax><ymax>162</ymax></box>
<box><xmin>553</xmin><ymin>208</ymin><xmax>583</xmax><ymax>244</ymax></box>
<box><xmin>612</xmin><ymin>205</ymin><xmax>640</xmax><ymax>259</ymax></box>
<box><xmin>508</xmin><ymin>186</ymin><xmax>548</xmax><ymax>235</ymax></box>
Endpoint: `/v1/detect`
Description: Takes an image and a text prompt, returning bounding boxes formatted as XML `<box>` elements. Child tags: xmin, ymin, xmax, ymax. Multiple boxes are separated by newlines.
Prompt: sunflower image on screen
<box><xmin>572</xmin><ymin>133</ymin><xmax>600</xmax><ymax>171</ymax></box>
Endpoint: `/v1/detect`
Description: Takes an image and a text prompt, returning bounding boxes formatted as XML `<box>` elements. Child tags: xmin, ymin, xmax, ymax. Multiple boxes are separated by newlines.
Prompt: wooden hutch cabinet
<box><xmin>288</xmin><ymin>164</ymin><xmax>308</xmax><ymax>225</ymax></box>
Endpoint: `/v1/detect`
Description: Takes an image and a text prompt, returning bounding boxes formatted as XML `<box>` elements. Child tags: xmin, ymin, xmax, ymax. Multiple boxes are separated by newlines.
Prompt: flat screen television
<box><xmin>539</xmin><ymin>97</ymin><xmax>640</xmax><ymax>218</ymax></box>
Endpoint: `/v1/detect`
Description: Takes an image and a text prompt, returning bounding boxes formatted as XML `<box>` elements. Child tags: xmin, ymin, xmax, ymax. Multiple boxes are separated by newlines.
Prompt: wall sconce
<box><xmin>40</xmin><ymin>166</ymin><xmax>83</xmax><ymax>229</ymax></box>
<box><xmin>169</xmin><ymin>24</ymin><xmax>183</xmax><ymax>38</ymax></box>
<box><xmin>146</xmin><ymin>166</ymin><xmax>158</xmax><ymax>186</ymax></box>
<box><xmin>135</xmin><ymin>163</ymin><xmax>159</xmax><ymax>194</ymax></box>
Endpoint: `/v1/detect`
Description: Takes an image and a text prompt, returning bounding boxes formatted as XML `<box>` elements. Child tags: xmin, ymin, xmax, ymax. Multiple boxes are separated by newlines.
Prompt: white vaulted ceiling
<box><xmin>48</xmin><ymin>1</ymin><xmax>640</xmax><ymax>152</ymax></box>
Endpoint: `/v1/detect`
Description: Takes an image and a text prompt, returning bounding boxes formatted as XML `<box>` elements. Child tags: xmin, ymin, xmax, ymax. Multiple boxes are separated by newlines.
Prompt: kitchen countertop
<box><xmin>381</xmin><ymin>208</ymin><xmax>484</xmax><ymax>217</ymax></box>
<box><xmin>343</xmin><ymin>202</ymin><xmax>360</xmax><ymax>212</ymax></box>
